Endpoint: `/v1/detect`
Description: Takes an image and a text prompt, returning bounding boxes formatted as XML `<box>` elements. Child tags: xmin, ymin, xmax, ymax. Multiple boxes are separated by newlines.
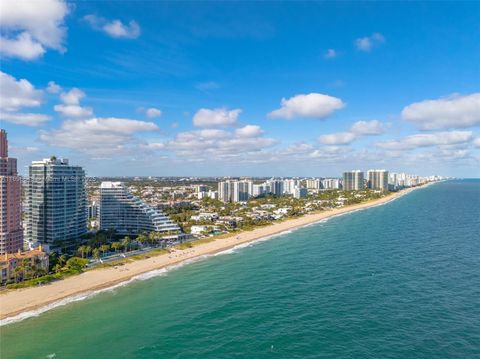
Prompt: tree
<box><xmin>92</xmin><ymin>248</ymin><xmax>101</xmax><ymax>261</ymax></box>
<box><xmin>65</xmin><ymin>257</ymin><xmax>89</xmax><ymax>273</ymax></box>
<box><xmin>122</xmin><ymin>236</ymin><xmax>131</xmax><ymax>252</ymax></box>
<box><xmin>77</xmin><ymin>245</ymin><xmax>87</xmax><ymax>258</ymax></box>
<box><xmin>111</xmin><ymin>242</ymin><xmax>122</xmax><ymax>253</ymax></box>
<box><xmin>100</xmin><ymin>244</ymin><xmax>110</xmax><ymax>256</ymax></box>
<box><xmin>137</xmin><ymin>233</ymin><xmax>148</xmax><ymax>247</ymax></box>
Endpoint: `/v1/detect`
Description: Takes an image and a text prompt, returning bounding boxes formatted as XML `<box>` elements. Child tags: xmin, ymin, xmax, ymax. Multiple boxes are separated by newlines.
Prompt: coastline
<box><xmin>0</xmin><ymin>184</ymin><xmax>431</xmax><ymax>324</ymax></box>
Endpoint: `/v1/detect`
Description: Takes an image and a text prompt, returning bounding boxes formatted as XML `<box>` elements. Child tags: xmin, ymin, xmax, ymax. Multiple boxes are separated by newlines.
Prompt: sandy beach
<box><xmin>0</xmin><ymin>185</ymin><xmax>427</xmax><ymax>322</ymax></box>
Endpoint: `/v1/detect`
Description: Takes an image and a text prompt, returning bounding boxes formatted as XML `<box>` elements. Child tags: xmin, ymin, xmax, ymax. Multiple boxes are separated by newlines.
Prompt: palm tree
<box><xmin>137</xmin><ymin>233</ymin><xmax>148</xmax><ymax>247</ymax></box>
<box><xmin>77</xmin><ymin>245</ymin><xmax>87</xmax><ymax>258</ymax></box>
<box><xmin>92</xmin><ymin>248</ymin><xmax>101</xmax><ymax>261</ymax></box>
<box><xmin>86</xmin><ymin>246</ymin><xmax>92</xmax><ymax>258</ymax></box>
<box><xmin>111</xmin><ymin>242</ymin><xmax>121</xmax><ymax>253</ymax></box>
<box><xmin>122</xmin><ymin>236</ymin><xmax>131</xmax><ymax>252</ymax></box>
<box><xmin>100</xmin><ymin>244</ymin><xmax>110</xmax><ymax>257</ymax></box>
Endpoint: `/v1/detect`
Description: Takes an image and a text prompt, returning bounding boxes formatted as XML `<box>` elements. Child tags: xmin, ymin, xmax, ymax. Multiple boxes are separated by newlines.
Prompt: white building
<box><xmin>367</xmin><ymin>170</ymin><xmax>389</xmax><ymax>191</ymax></box>
<box><xmin>26</xmin><ymin>157</ymin><xmax>87</xmax><ymax>247</ymax></box>
<box><xmin>293</xmin><ymin>187</ymin><xmax>308</xmax><ymax>199</ymax></box>
<box><xmin>343</xmin><ymin>170</ymin><xmax>364</xmax><ymax>191</ymax></box>
<box><xmin>217</xmin><ymin>180</ymin><xmax>252</xmax><ymax>202</ymax></box>
<box><xmin>99</xmin><ymin>182</ymin><xmax>180</xmax><ymax>235</ymax></box>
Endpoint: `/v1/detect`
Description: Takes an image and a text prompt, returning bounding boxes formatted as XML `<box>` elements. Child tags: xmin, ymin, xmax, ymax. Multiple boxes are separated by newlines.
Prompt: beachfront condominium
<box><xmin>218</xmin><ymin>179</ymin><xmax>253</xmax><ymax>202</ymax></box>
<box><xmin>26</xmin><ymin>157</ymin><xmax>87</xmax><ymax>248</ymax></box>
<box><xmin>367</xmin><ymin>169</ymin><xmax>389</xmax><ymax>191</ymax></box>
<box><xmin>99</xmin><ymin>181</ymin><xmax>180</xmax><ymax>235</ymax></box>
<box><xmin>0</xmin><ymin>130</ymin><xmax>23</xmax><ymax>255</ymax></box>
<box><xmin>343</xmin><ymin>170</ymin><xmax>364</xmax><ymax>191</ymax></box>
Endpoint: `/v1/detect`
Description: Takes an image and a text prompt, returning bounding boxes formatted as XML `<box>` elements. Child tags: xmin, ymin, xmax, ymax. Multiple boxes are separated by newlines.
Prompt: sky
<box><xmin>1</xmin><ymin>1</ymin><xmax>479</xmax><ymax>178</ymax></box>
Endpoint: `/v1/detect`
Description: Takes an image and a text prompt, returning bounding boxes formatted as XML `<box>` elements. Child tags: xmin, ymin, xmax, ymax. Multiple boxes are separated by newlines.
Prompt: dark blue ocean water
<box><xmin>1</xmin><ymin>180</ymin><xmax>479</xmax><ymax>358</ymax></box>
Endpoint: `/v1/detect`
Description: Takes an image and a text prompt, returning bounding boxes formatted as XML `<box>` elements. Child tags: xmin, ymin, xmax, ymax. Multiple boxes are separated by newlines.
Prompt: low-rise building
<box><xmin>0</xmin><ymin>248</ymin><xmax>49</xmax><ymax>284</ymax></box>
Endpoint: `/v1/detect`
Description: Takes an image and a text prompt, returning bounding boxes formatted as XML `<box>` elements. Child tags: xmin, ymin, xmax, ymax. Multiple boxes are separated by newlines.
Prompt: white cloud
<box><xmin>268</xmin><ymin>93</ymin><xmax>345</xmax><ymax>120</ymax></box>
<box><xmin>318</xmin><ymin>120</ymin><xmax>386</xmax><ymax>145</ymax></box>
<box><xmin>40</xmin><ymin>117</ymin><xmax>159</xmax><ymax>155</ymax></box>
<box><xmin>46</xmin><ymin>81</ymin><xmax>61</xmax><ymax>94</ymax></box>
<box><xmin>83</xmin><ymin>15</ymin><xmax>141</xmax><ymax>39</ymax></box>
<box><xmin>0</xmin><ymin>71</ymin><xmax>43</xmax><ymax>111</ymax></box>
<box><xmin>235</xmin><ymin>125</ymin><xmax>263</xmax><ymax>138</ymax></box>
<box><xmin>350</xmin><ymin>120</ymin><xmax>385</xmax><ymax>135</ymax></box>
<box><xmin>355</xmin><ymin>33</ymin><xmax>385</xmax><ymax>52</ymax></box>
<box><xmin>473</xmin><ymin>138</ymin><xmax>480</xmax><ymax>148</ymax></box>
<box><xmin>145</xmin><ymin>107</ymin><xmax>162</xmax><ymax>118</ymax></box>
<box><xmin>402</xmin><ymin>93</ymin><xmax>480</xmax><ymax>130</ymax></box>
<box><xmin>54</xmin><ymin>88</ymin><xmax>93</xmax><ymax>118</ymax></box>
<box><xmin>54</xmin><ymin>104</ymin><xmax>93</xmax><ymax>118</ymax></box>
<box><xmin>59</xmin><ymin>88</ymin><xmax>84</xmax><ymax>105</ymax></box>
<box><xmin>376</xmin><ymin>131</ymin><xmax>473</xmax><ymax>150</ymax></box>
<box><xmin>0</xmin><ymin>32</ymin><xmax>45</xmax><ymax>60</ymax></box>
<box><xmin>0</xmin><ymin>0</ymin><xmax>69</xmax><ymax>60</ymax></box>
<box><xmin>193</xmin><ymin>108</ymin><xmax>241</xmax><ymax>127</ymax></box>
<box><xmin>324</xmin><ymin>49</ymin><xmax>337</xmax><ymax>59</ymax></box>
<box><xmin>165</xmin><ymin>125</ymin><xmax>276</xmax><ymax>160</ymax></box>
<box><xmin>319</xmin><ymin>132</ymin><xmax>357</xmax><ymax>145</ymax></box>
<box><xmin>0</xmin><ymin>112</ymin><xmax>51</xmax><ymax>126</ymax></box>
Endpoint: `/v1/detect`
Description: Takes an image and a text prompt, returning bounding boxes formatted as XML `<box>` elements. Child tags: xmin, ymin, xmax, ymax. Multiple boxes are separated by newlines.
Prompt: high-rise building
<box><xmin>367</xmin><ymin>170</ymin><xmax>389</xmax><ymax>191</ymax></box>
<box><xmin>26</xmin><ymin>157</ymin><xmax>87</xmax><ymax>247</ymax></box>
<box><xmin>0</xmin><ymin>130</ymin><xmax>23</xmax><ymax>255</ymax></box>
<box><xmin>99</xmin><ymin>182</ymin><xmax>180</xmax><ymax>235</ymax></box>
<box><xmin>306</xmin><ymin>179</ymin><xmax>322</xmax><ymax>190</ymax></box>
<box><xmin>266</xmin><ymin>179</ymin><xmax>284</xmax><ymax>196</ymax></box>
<box><xmin>218</xmin><ymin>180</ymin><xmax>252</xmax><ymax>202</ymax></box>
<box><xmin>343</xmin><ymin>170</ymin><xmax>364</xmax><ymax>191</ymax></box>
<box><xmin>283</xmin><ymin>179</ymin><xmax>300</xmax><ymax>194</ymax></box>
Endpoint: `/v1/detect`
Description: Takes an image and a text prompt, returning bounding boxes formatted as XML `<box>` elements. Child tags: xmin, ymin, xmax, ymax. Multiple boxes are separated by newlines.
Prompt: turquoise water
<box><xmin>1</xmin><ymin>180</ymin><xmax>479</xmax><ymax>358</ymax></box>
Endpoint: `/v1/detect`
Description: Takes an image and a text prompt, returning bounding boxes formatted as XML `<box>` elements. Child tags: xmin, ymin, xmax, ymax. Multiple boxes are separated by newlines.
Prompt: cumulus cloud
<box><xmin>319</xmin><ymin>120</ymin><xmax>386</xmax><ymax>145</ymax></box>
<box><xmin>46</xmin><ymin>81</ymin><xmax>61</xmax><ymax>94</ymax></box>
<box><xmin>324</xmin><ymin>49</ymin><xmax>337</xmax><ymax>59</ymax></box>
<box><xmin>402</xmin><ymin>93</ymin><xmax>480</xmax><ymax>130</ymax></box>
<box><xmin>83</xmin><ymin>15</ymin><xmax>141</xmax><ymax>39</ymax></box>
<box><xmin>268</xmin><ymin>93</ymin><xmax>345</xmax><ymax>120</ymax></box>
<box><xmin>319</xmin><ymin>132</ymin><xmax>357</xmax><ymax>145</ymax></box>
<box><xmin>0</xmin><ymin>71</ymin><xmax>43</xmax><ymax>111</ymax></box>
<box><xmin>350</xmin><ymin>120</ymin><xmax>385</xmax><ymax>135</ymax></box>
<box><xmin>0</xmin><ymin>0</ymin><xmax>69</xmax><ymax>60</ymax></box>
<box><xmin>40</xmin><ymin>117</ymin><xmax>159</xmax><ymax>155</ymax></box>
<box><xmin>355</xmin><ymin>33</ymin><xmax>385</xmax><ymax>52</ymax></box>
<box><xmin>0</xmin><ymin>71</ymin><xmax>50</xmax><ymax>126</ymax></box>
<box><xmin>193</xmin><ymin>108</ymin><xmax>241</xmax><ymax>127</ymax></box>
<box><xmin>235</xmin><ymin>125</ymin><xmax>263</xmax><ymax>138</ymax></box>
<box><xmin>0</xmin><ymin>112</ymin><xmax>51</xmax><ymax>127</ymax></box>
<box><xmin>54</xmin><ymin>88</ymin><xmax>93</xmax><ymax>118</ymax></box>
<box><xmin>376</xmin><ymin>131</ymin><xmax>473</xmax><ymax>150</ymax></box>
<box><xmin>473</xmin><ymin>138</ymin><xmax>480</xmax><ymax>148</ymax></box>
<box><xmin>165</xmin><ymin>125</ymin><xmax>276</xmax><ymax>160</ymax></box>
<box><xmin>145</xmin><ymin>107</ymin><xmax>162</xmax><ymax>118</ymax></box>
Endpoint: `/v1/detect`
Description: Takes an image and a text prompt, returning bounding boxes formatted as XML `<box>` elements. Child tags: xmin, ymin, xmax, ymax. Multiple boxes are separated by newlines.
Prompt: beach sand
<box><xmin>0</xmin><ymin>185</ymin><xmax>427</xmax><ymax>322</ymax></box>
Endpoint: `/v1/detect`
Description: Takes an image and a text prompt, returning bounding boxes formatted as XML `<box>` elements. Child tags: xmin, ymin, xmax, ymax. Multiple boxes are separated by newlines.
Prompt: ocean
<box><xmin>1</xmin><ymin>180</ymin><xmax>479</xmax><ymax>358</ymax></box>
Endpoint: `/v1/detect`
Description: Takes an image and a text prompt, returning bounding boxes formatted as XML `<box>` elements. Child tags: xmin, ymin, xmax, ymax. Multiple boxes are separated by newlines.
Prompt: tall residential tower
<box><xmin>0</xmin><ymin>130</ymin><xmax>23</xmax><ymax>255</ymax></box>
<box><xmin>26</xmin><ymin>157</ymin><xmax>87</xmax><ymax>248</ymax></box>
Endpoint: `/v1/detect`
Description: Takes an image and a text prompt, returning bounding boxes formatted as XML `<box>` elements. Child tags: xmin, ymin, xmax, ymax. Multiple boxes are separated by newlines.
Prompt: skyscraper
<box><xmin>343</xmin><ymin>170</ymin><xmax>364</xmax><ymax>191</ymax></box>
<box><xmin>0</xmin><ymin>130</ymin><xmax>23</xmax><ymax>255</ymax></box>
<box><xmin>367</xmin><ymin>169</ymin><xmax>389</xmax><ymax>191</ymax></box>
<box><xmin>26</xmin><ymin>157</ymin><xmax>87</xmax><ymax>247</ymax></box>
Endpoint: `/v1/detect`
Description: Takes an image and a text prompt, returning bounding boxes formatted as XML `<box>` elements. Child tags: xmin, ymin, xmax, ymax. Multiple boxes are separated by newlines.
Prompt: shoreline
<box><xmin>0</xmin><ymin>184</ymin><xmax>431</xmax><ymax>324</ymax></box>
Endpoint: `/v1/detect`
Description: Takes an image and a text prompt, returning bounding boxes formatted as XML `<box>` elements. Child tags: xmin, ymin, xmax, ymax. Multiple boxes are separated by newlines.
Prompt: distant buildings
<box><xmin>99</xmin><ymin>181</ymin><xmax>180</xmax><ymax>235</ymax></box>
<box><xmin>343</xmin><ymin>170</ymin><xmax>364</xmax><ymax>191</ymax></box>
<box><xmin>26</xmin><ymin>157</ymin><xmax>87</xmax><ymax>248</ymax></box>
<box><xmin>218</xmin><ymin>179</ymin><xmax>253</xmax><ymax>202</ymax></box>
<box><xmin>293</xmin><ymin>187</ymin><xmax>308</xmax><ymax>199</ymax></box>
<box><xmin>367</xmin><ymin>169</ymin><xmax>389</xmax><ymax>191</ymax></box>
<box><xmin>0</xmin><ymin>130</ymin><xmax>23</xmax><ymax>255</ymax></box>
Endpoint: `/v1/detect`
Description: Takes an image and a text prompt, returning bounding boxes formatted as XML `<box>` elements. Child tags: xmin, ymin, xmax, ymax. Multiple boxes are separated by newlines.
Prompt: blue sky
<box><xmin>1</xmin><ymin>1</ymin><xmax>479</xmax><ymax>177</ymax></box>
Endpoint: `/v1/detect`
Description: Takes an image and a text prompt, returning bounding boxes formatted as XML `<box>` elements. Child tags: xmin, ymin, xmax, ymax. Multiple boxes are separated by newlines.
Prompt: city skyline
<box><xmin>1</xmin><ymin>1</ymin><xmax>480</xmax><ymax>178</ymax></box>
